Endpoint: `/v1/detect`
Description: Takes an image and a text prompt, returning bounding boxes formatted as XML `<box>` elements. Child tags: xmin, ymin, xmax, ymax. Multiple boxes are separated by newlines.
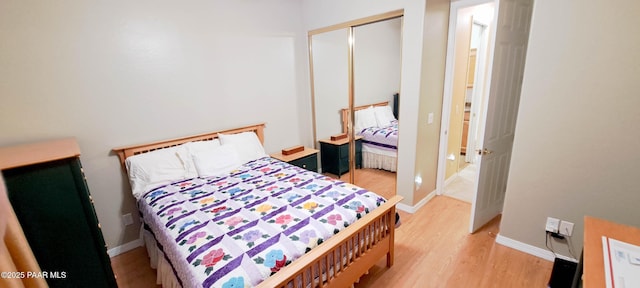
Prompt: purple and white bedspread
<box><xmin>357</xmin><ymin>120</ymin><xmax>399</xmax><ymax>151</ymax></box>
<box><xmin>138</xmin><ymin>157</ymin><xmax>386</xmax><ymax>288</ymax></box>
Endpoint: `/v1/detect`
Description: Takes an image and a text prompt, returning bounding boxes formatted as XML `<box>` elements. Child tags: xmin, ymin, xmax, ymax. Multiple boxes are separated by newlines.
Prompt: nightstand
<box><xmin>318</xmin><ymin>136</ymin><xmax>362</xmax><ymax>177</ymax></box>
<box><xmin>271</xmin><ymin>147</ymin><xmax>319</xmax><ymax>172</ymax></box>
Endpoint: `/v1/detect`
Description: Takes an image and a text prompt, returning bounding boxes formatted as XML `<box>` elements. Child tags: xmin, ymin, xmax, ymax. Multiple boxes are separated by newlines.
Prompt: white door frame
<box><xmin>436</xmin><ymin>0</ymin><xmax>495</xmax><ymax>196</ymax></box>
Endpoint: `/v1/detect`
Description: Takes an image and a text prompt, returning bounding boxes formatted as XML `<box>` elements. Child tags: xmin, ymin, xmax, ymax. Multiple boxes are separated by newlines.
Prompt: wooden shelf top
<box><xmin>319</xmin><ymin>135</ymin><xmax>363</xmax><ymax>146</ymax></box>
<box><xmin>270</xmin><ymin>147</ymin><xmax>318</xmax><ymax>162</ymax></box>
<box><xmin>0</xmin><ymin>138</ymin><xmax>80</xmax><ymax>170</ymax></box>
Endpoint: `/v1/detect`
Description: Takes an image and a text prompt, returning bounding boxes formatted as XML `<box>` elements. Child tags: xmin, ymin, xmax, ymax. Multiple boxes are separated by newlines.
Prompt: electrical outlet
<box><xmin>546</xmin><ymin>217</ymin><xmax>560</xmax><ymax>233</ymax></box>
<box><xmin>122</xmin><ymin>213</ymin><xmax>133</xmax><ymax>226</ymax></box>
<box><xmin>559</xmin><ymin>221</ymin><xmax>574</xmax><ymax>237</ymax></box>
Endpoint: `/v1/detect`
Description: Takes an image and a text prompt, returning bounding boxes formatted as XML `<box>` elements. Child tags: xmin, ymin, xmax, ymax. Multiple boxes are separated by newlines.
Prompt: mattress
<box><xmin>138</xmin><ymin>156</ymin><xmax>386</xmax><ymax>288</ymax></box>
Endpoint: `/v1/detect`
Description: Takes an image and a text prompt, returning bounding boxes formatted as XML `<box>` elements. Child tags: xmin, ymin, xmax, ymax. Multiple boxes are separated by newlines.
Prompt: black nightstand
<box><xmin>319</xmin><ymin>136</ymin><xmax>362</xmax><ymax>177</ymax></box>
<box><xmin>271</xmin><ymin>147</ymin><xmax>319</xmax><ymax>172</ymax></box>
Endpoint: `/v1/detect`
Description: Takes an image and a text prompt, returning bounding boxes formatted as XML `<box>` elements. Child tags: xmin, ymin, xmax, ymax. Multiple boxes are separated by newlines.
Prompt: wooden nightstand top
<box><xmin>318</xmin><ymin>135</ymin><xmax>363</xmax><ymax>146</ymax></box>
<box><xmin>270</xmin><ymin>147</ymin><xmax>319</xmax><ymax>162</ymax></box>
<box><xmin>0</xmin><ymin>137</ymin><xmax>80</xmax><ymax>170</ymax></box>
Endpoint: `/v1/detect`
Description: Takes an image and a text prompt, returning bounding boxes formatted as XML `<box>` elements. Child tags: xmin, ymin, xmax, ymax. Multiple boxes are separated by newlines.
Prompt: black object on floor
<box><xmin>548</xmin><ymin>257</ymin><xmax>578</xmax><ymax>288</ymax></box>
<box><xmin>395</xmin><ymin>212</ymin><xmax>402</xmax><ymax>228</ymax></box>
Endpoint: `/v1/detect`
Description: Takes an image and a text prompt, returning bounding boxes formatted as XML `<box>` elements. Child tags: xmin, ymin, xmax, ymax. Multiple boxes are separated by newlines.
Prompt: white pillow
<box><xmin>181</xmin><ymin>139</ymin><xmax>221</xmax><ymax>175</ymax></box>
<box><xmin>125</xmin><ymin>144</ymin><xmax>194</xmax><ymax>199</ymax></box>
<box><xmin>192</xmin><ymin>145</ymin><xmax>242</xmax><ymax>178</ymax></box>
<box><xmin>185</xmin><ymin>139</ymin><xmax>221</xmax><ymax>154</ymax></box>
<box><xmin>354</xmin><ymin>106</ymin><xmax>378</xmax><ymax>132</ymax></box>
<box><xmin>374</xmin><ymin>105</ymin><xmax>396</xmax><ymax>127</ymax></box>
<box><xmin>218</xmin><ymin>132</ymin><xmax>267</xmax><ymax>164</ymax></box>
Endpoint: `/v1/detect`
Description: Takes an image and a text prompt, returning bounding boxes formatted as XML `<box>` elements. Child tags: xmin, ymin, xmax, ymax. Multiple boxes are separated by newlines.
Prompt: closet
<box><xmin>309</xmin><ymin>10</ymin><xmax>403</xmax><ymax>185</ymax></box>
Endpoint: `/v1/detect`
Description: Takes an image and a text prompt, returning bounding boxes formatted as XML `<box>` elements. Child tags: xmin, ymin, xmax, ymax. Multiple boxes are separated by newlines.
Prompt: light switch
<box><xmin>427</xmin><ymin>113</ymin><xmax>434</xmax><ymax>124</ymax></box>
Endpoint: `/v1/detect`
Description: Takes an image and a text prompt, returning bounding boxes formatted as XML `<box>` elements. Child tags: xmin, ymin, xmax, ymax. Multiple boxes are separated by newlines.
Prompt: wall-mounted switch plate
<box><xmin>428</xmin><ymin>113</ymin><xmax>434</xmax><ymax>124</ymax></box>
<box><xmin>559</xmin><ymin>221</ymin><xmax>574</xmax><ymax>237</ymax></box>
<box><xmin>122</xmin><ymin>213</ymin><xmax>134</xmax><ymax>226</ymax></box>
<box><xmin>546</xmin><ymin>217</ymin><xmax>560</xmax><ymax>233</ymax></box>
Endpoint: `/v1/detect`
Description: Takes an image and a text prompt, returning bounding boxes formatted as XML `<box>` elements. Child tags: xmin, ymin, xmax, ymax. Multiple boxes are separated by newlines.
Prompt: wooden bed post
<box><xmin>387</xmin><ymin>204</ymin><xmax>397</xmax><ymax>267</ymax></box>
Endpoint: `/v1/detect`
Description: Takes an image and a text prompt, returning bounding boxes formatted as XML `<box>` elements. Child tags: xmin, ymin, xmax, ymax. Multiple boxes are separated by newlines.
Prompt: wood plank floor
<box><xmin>355</xmin><ymin>197</ymin><xmax>553</xmax><ymax>287</ymax></box>
<box><xmin>327</xmin><ymin>168</ymin><xmax>397</xmax><ymax>200</ymax></box>
<box><xmin>111</xmin><ymin>168</ymin><xmax>553</xmax><ymax>287</ymax></box>
<box><xmin>111</xmin><ymin>246</ymin><xmax>161</xmax><ymax>288</ymax></box>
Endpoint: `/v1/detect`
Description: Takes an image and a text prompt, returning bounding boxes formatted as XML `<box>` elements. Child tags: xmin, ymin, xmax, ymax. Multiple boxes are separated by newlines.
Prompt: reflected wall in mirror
<box><xmin>354</xmin><ymin>17</ymin><xmax>402</xmax><ymax>107</ymax></box>
<box><xmin>311</xmin><ymin>28</ymin><xmax>349</xmax><ymax>145</ymax></box>
<box><xmin>309</xmin><ymin>14</ymin><xmax>402</xmax><ymax>200</ymax></box>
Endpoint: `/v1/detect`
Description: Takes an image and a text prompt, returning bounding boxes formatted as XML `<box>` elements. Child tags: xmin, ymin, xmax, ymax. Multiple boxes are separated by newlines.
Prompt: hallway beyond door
<box><xmin>444</xmin><ymin>164</ymin><xmax>476</xmax><ymax>203</ymax></box>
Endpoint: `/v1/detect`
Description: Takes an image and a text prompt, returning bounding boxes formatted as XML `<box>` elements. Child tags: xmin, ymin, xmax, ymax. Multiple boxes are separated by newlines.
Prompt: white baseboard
<box><xmin>107</xmin><ymin>238</ymin><xmax>144</xmax><ymax>258</ymax></box>
<box><xmin>397</xmin><ymin>189</ymin><xmax>436</xmax><ymax>214</ymax></box>
<box><xmin>495</xmin><ymin>234</ymin><xmax>578</xmax><ymax>263</ymax></box>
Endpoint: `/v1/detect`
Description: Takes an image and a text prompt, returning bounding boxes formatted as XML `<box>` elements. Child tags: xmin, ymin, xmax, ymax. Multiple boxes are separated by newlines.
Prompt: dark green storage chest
<box><xmin>0</xmin><ymin>138</ymin><xmax>117</xmax><ymax>288</ymax></box>
<box><xmin>319</xmin><ymin>137</ymin><xmax>362</xmax><ymax>177</ymax></box>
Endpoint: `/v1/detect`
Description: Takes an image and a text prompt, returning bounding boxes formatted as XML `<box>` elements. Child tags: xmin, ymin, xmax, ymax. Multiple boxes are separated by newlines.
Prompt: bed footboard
<box><xmin>258</xmin><ymin>195</ymin><xmax>402</xmax><ymax>288</ymax></box>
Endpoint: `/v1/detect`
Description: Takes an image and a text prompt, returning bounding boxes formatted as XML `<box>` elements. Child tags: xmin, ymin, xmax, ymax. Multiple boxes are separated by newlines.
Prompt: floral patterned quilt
<box><xmin>138</xmin><ymin>156</ymin><xmax>386</xmax><ymax>288</ymax></box>
<box><xmin>357</xmin><ymin>120</ymin><xmax>399</xmax><ymax>151</ymax></box>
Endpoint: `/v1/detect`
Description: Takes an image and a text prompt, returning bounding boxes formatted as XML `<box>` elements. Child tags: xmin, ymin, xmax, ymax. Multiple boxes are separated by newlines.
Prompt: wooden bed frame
<box><xmin>340</xmin><ymin>101</ymin><xmax>389</xmax><ymax>134</ymax></box>
<box><xmin>112</xmin><ymin>123</ymin><xmax>402</xmax><ymax>288</ymax></box>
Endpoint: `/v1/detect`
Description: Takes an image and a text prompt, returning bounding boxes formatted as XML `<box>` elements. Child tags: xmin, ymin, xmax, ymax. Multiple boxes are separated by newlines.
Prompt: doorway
<box><xmin>437</xmin><ymin>0</ymin><xmax>534</xmax><ymax>233</ymax></box>
<box><xmin>441</xmin><ymin>2</ymin><xmax>494</xmax><ymax>204</ymax></box>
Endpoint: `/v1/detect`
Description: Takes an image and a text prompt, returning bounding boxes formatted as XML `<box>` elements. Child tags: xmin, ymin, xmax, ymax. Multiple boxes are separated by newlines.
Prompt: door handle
<box><xmin>477</xmin><ymin>148</ymin><xmax>493</xmax><ymax>155</ymax></box>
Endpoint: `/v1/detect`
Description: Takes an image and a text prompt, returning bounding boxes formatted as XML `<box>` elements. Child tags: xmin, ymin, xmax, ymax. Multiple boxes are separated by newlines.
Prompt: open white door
<box><xmin>469</xmin><ymin>0</ymin><xmax>533</xmax><ymax>232</ymax></box>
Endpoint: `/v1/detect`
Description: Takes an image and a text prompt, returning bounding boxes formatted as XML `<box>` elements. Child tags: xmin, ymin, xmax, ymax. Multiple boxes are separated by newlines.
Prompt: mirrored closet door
<box><xmin>310</xmin><ymin>28</ymin><xmax>349</xmax><ymax>154</ymax></box>
<box><xmin>309</xmin><ymin>12</ymin><xmax>402</xmax><ymax>198</ymax></box>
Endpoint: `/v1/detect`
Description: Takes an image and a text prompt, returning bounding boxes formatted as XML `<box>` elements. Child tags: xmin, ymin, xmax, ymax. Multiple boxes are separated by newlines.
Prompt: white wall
<box><xmin>303</xmin><ymin>0</ymin><xmax>426</xmax><ymax>206</ymax></box>
<box><xmin>500</xmin><ymin>0</ymin><xmax>640</xmax><ymax>258</ymax></box>
<box><xmin>413</xmin><ymin>0</ymin><xmax>450</xmax><ymax>202</ymax></box>
<box><xmin>0</xmin><ymin>0</ymin><xmax>310</xmax><ymax>248</ymax></box>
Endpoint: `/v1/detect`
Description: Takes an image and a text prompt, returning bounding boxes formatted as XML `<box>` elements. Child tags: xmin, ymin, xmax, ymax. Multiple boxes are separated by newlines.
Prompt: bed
<box><xmin>112</xmin><ymin>123</ymin><xmax>401</xmax><ymax>288</ymax></box>
<box><xmin>341</xmin><ymin>102</ymin><xmax>399</xmax><ymax>172</ymax></box>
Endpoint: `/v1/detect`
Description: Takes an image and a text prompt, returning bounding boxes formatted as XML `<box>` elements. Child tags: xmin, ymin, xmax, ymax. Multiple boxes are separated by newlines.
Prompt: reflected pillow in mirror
<box><xmin>374</xmin><ymin>105</ymin><xmax>396</xmax><ymax>127</ymax></box>
<box><xmin>354</xmin><ymin>106</ymin><xmax>378</xmax><ymax>132</ymax></box>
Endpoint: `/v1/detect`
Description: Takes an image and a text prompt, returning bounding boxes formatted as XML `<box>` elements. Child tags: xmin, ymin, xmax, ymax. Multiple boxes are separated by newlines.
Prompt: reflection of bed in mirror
<box><xmin>341</xmin><ymin>97</ymin><xmax>399</xmax><ymax>172</ymax></box>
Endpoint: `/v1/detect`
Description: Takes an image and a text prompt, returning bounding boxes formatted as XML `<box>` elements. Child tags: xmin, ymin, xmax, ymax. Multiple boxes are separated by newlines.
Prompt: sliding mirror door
<box><xmin>354</xmin><ymin>17</ymin><xmax>402</xmax><ymax>109</ymax></box>
<box><xmin>311</xmin><ymin>28</ymin><xmax>349</xmax><ymax>153</ymax></box>
<box><xmin>310</xmin><ymin>28</ymin><xmax>351</xmax><ymax>182</ymax></box>
<box><xmin>309</xmin><ymin>13</ymin><xmax>402</xmax><ymax>198</ymax></box>
<box><xmin>352</xmin><ymin>17</ymin><xmax>402</xmax><ymax>197</ymax></box>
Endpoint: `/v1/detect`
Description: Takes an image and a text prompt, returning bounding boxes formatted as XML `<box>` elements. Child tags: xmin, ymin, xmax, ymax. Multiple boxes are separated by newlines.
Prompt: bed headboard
<box><xmin>393</xmin><ymin>93</ymin><xmax>399</xmax><ymax>119</ymax></box>
<box><xmin>340</xmin><ymin>101</ymin><xmax>389</xmax><ymax>133</ymax></box>
<box><xmin>112</xmin><ymin>123</ymin><xmax>266</xmax><ymax>172</ymax></box>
